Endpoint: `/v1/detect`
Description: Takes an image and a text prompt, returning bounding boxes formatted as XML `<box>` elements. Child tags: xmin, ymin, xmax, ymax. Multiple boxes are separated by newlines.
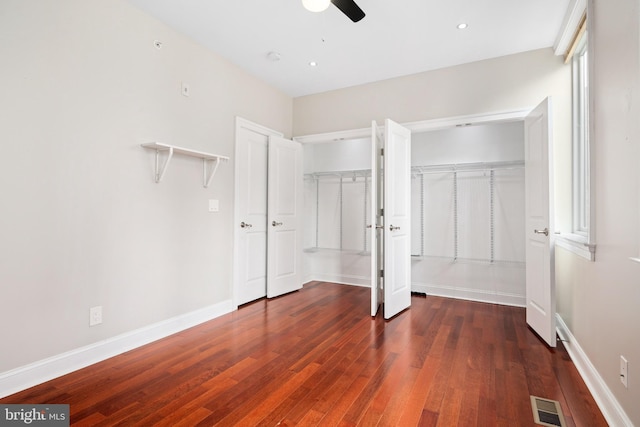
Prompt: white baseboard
<box><xmin>412</xmin><ymin>282</ymin><xmax>525</xmax><ymax>307</ymax></box>
<box><xmin>306</xmin><ymin>273</ymin><xmax>370</xmax><ymax>287</ymax></box>
<box><xmin>556</xmin><ymin>314</ymin><xmax>633</xmax><ymax>427</ymax></box>
<box><xmin>0</xmin><ymin>300</ymin><xmax>234</xmax><ymax>399</ymax></box>
<box><xmin>305</xmin><ymin>278</ymin><xmax>525</xmax><ymax>307</ymax></box>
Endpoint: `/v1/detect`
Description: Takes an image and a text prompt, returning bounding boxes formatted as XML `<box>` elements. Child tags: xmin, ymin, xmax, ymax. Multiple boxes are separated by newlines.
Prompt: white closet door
<box><xmin>235</xmin><ymin>120</ymin><xmax>275</xmax><ymax>306</ymax></box>
<box><xmin>370</xmin><ymin>121</ymin><xmax>383</xmax><ymax>316</ymax></box>
<box><xmin>267</xmin><ymin>136</ymin><xmax>303</xmax><ymax>298</ymax></box>
<box><xmin>383</xmin><ymin>119</ymin><xmax>412</xmax><ymax>319</ymax></box>
<box><xmin>524</xmin><ymin>97</ymin><xmax>556</xmax><ymax>347</ymax></box>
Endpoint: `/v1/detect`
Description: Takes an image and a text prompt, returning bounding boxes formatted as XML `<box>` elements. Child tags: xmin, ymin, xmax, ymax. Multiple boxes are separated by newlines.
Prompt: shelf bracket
<box><xmin>203</xmin><ymin>157</ymin><xmax>221</xmax><ymax>188</ymax></box>
<box><xmin>154</xmin><ymin>146</ymin><xmax>174</xmax><ymax>183</ymax></box>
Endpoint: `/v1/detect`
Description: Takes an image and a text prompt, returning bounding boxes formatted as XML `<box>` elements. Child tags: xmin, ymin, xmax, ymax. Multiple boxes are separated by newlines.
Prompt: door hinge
<box><xmin>380</xmin><ymin>269</ymin><xmax>384</xmax><ymax>278</ymax></box>
<box><xmin>380</xmin><ymin>208</ymin><xmax>384</xmax><ymax>216</ymax></box>
<box><xmin>380</xmin><ymin>148</ymin><xmax>384</xmax><ymax>156</ymax></box>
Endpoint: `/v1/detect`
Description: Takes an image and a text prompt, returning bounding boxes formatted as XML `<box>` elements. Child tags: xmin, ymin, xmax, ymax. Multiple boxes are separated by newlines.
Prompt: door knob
<box><xmin>240</xmin><ymin>221</ymin><xmax>252</xmax><ymax>228</ymax></box>
<box><xmin>534</xmin><ymin>228</ymin><xmax>549</xmax><ymax>236</ymax></box>
<box><xmin>272</xmin><ymin>221</ymin><xmax>283</xmax><ymax>227</ymax></box>
<box><xmin>390</xmin><ymin>225</ymin><xmax>401</xmax><ymax>231</ymax></box>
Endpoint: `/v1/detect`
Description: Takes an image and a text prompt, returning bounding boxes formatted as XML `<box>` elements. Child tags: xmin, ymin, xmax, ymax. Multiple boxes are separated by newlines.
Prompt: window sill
<box><xmin>555</xmin><ymin>233</ymin><xmax>596</xmax><ymax>261</ymax></box>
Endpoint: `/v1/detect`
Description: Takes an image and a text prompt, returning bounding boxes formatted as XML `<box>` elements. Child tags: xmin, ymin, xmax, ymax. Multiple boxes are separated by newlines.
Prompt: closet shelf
<box><xmin>141</xmin><ymin>142</ymin><xmax>229</xmax><ymax>188</ymax></box>
<box><xmin>303</xmin><ymin>161</ymin><xmax>524</xmax><ymax>181</ymax></box>
<box><xmin>411</xmin><ymin>160</ymin><xmax>524</xmax><ymax>175</ymax></box>
<box><xmin>305</xmin><ymin>169</ymin><xmax>372</xmax><ymax>180</ymax></box>
<box><xmin>410</xmin><ymin>254</ymin><xmax>525</xmax><ymax>267</ymax></box>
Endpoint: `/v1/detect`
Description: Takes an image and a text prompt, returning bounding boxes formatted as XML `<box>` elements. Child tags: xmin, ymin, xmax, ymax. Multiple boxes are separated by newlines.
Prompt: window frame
<box><xmin>556</xmin><ymin>7</ymin><xmax>596</xmax><ymax>261</ymax></box>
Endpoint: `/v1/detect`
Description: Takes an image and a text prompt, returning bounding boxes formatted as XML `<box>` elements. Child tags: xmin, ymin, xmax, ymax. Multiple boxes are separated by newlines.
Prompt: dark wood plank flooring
<box><xmin>2</xmin><ymin>282</ymin><xmax>607</xmax><ymax>426</ymax></box>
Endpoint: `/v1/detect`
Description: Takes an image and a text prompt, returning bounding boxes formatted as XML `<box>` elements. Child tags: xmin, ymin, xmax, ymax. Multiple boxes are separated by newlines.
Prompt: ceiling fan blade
<box><xmin>331</xmin><ymin>0</ymin><xmax>365</xmax><ymax>22</ymax></box>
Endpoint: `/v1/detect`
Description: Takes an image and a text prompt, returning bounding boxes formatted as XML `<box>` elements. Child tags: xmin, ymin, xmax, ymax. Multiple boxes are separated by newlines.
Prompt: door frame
<box><xmin>233</xmin><ymin>117</ymin><xmax>283</xmax><ymax>309</ymax></box>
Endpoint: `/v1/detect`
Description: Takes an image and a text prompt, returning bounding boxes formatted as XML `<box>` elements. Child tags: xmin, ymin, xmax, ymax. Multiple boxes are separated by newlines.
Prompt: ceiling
<box><xmin>126</xmin><ymin>0</ymin><xmax>571</xmax><ymax>98</ymax></box>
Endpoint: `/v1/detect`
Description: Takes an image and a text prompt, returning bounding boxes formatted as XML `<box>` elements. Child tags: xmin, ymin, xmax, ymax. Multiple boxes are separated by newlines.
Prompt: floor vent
<box><xmin>530</xmin><ymin>396</ymin><xmax>566</xmax><ymax>427</ymax></box>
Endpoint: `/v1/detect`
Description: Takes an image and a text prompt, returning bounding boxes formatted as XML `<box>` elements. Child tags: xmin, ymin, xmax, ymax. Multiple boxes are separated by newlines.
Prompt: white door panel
<box><xmin>525</xmin><ymin>98</ymin><xmax>556</xmax><ymax>347</ymax></box>
<box><xmin>235</xmin><ymin>122</ymin><xmax>271</xmax><ymax>306</ymax></box>
<box><xmin>267</xmin><ymin>136</ymin><xmax>303</xmax><ymax>298</ymax></box>
<box><xmin>383</xmin><ymin>119</ymin><xmax>412</xmax><ymax>319</ymax></box>
<box><xmin>370</xmin><ymin>121</ymin><xmax>382</xmax><ymax>316</ymax></box>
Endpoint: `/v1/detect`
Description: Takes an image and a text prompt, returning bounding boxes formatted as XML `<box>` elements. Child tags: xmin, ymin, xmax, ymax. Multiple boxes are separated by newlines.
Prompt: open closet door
<box><xmin>524</xmin><ymin>98</ymin><xmax>556</xmax><ymax>347</ymax></box>
<box><xmin>383</xmin><ymin>119</ymin><xmax>412</xmax><ymax>319</ymax></box>
<box><xmin>370</xmin><ymin>121</ymin><xmax>383</xmax><ymax>316</ymax></box>
<box><xmin>267</xmin><ymin>136</ymin><xmax>303</xmax><ymax>298</ymax></box>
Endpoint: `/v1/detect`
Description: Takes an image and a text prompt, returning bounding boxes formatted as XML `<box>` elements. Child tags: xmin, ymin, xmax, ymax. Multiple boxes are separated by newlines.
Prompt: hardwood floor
<box><xmin>2</xmin><ymin>282</ymin><xmax>607</xmax><ymax>426</ymax></box>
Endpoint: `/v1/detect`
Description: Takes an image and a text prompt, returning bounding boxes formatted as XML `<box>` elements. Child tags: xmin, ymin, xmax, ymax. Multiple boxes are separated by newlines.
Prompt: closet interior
<box><xmin>303</xmin><ymin>121</ymin><xmax>526</xmax><ymax>306</ymax></box>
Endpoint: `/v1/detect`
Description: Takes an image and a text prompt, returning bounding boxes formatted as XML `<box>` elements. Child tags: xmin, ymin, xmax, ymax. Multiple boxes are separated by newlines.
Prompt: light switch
<box><xmin>208</xmin><ymin>199</ymin><xmax>219</xmax><ymax>212</ymax></box>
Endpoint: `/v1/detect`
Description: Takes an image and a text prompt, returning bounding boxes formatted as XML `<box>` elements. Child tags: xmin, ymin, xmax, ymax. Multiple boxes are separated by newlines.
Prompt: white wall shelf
<box><xmin>141</xmin><ymin>142</ymin><xmax>229</xmax><ymax>188</ymax></box>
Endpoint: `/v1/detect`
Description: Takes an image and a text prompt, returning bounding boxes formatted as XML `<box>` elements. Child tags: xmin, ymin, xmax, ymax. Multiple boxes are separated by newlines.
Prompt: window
<box><xmin>572</xmin><ymin>33</ymin><xmax>590</xmax><ymax>237</ymax></box>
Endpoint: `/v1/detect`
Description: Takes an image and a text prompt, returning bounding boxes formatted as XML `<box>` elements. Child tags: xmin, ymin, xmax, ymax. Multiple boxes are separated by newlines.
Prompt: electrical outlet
<box><xmin>208</xmin><ymin>199</ymin><xmax>219</xmax><ymax>212</ymax></box>
<box><xmin>90</xmin><ymin>306</ymin><xmax>102</xmax><ymax>327</ymax></box>
<box><xmin>620</xmin><ymin>355</ymin><xmax>628</xmax><ymax>388</ymax></box>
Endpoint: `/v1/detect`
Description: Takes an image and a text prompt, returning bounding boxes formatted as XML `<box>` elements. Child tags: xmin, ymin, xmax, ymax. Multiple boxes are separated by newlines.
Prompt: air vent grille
<box><xmin>530</xmin><ymin>396</ymin><xmax>566</xmax><ymax>427</ymax></box>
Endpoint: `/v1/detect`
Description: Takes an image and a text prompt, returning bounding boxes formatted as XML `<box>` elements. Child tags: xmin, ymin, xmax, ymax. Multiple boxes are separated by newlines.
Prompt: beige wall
<box><xmin>293</xmin><ymin>48</ymin><xmax>569</xmax><ymax>136</ymax></box>
<box><xmin>556</xmin><ymin>0</ymin><xmax>640</xmax><ymax>424</ymax></box>
<box><xmin>0</xmin><ymin>0</ymin><xmax>292</xmax><ymax>372</ymax></box>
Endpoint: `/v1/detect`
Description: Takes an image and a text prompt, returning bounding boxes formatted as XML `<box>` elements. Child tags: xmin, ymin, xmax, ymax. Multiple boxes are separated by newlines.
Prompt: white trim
<box><xmin>235</xmin><ymin>117</ymin><xmax>284</xmax><ymax>140</ymax></box>
<box><xmin>233</xmin><ymin>117</ymin><xmax>283</xmax><ymax>309</ymax></box>
<box><xmin>554</xmin><ymin>0</ymin><xmax>587</xmax><ymax>56</ymax></box>
<box><xmin>402</xmin><ymin>109</ymin><xmax>531</xmax><ymax>133</ymax></box>
<box><xmin>305</xmin><ymin>278</ymin><xmax>527</xmax><ymax>307</ymax></box>
<box><xmin>556</xmin><ymin>315</ymin><xmax>634</xmax><ymax>427</ymax></box>
<box><xmin>295</xmin><ymin>127</ymin><xmax>371</xmax><ymax>144</ymax></box>
<box><xmin>0</xmin><ymin>300</ymin><xmax>234</xmax><ymax>399</ymax></box>
<box><xmin>412</xmin><ymin>283</ymin><xmax>525</xmax><ymax>307</ymax></box>
<box><xmin>555</xmin><ymin>233</ymin><xmax>595</xmax><ymax>261</ymax></box>
<box><xmin>294</xmin><ymin>108</ymin><xmax>532</xmax><ymax>144</ymax></box>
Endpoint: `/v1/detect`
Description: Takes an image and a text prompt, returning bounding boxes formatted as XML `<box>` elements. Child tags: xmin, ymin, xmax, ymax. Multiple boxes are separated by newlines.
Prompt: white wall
<box><xmin>0</xmin><ymin>0</ymin><xmax>292</xmax><ymax>376</ymax></box>
<box><xmin>304</xmin><ymin>138</ymin><xmax>371</xmax><ymax>173</ymax></box>
<box><xmin>412</xmin><ymin>121</ymin><xmax>524</xmax><ymax>165</ymax></box>
<box><xmin>554</xmin><ymin>0</ymin><xmax>640</xmax><ymax>424</ymax></box>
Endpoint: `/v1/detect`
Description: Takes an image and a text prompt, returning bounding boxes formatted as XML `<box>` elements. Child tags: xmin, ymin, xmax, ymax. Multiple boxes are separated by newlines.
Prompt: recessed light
<box><xmin>457</xmin><ymin>23</ymin><xmax>468</xmax><ymax>30</ymax></box>
<box><xmin>266</xmin><ymin>51</ymin><xmax>282</xmax><ymax>61</ymax></box>
<box><xmin>309</xmin><ymin>61</ymin><xmax>318</xmax><ymax>67</ymax></box>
